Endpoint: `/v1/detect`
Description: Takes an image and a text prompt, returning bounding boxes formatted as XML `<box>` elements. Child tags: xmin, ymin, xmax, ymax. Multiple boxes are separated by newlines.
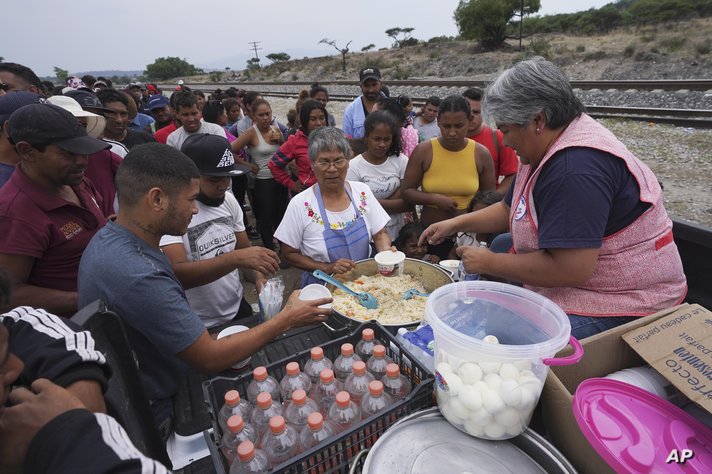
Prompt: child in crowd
<box><xmin>395</xmin><ymin>223</ymin><xmax>440</xmax><ymax>264</ymax></box>
<box><xmin>449</xmin><ymin>190</ymin><xmax>503</xmax><ymax>258</ymax></box>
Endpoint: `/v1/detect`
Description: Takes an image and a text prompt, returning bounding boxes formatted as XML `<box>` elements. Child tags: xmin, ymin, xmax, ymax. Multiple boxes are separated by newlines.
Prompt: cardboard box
<box><xmin>622</xmin><ymin>304</ymin><xmax>712</xmax><ymax>414</ymax></box>
<box><xmin>541</xmin><ymin>304</ymin><xmax>689</xmax><ymax>474</ymax></box>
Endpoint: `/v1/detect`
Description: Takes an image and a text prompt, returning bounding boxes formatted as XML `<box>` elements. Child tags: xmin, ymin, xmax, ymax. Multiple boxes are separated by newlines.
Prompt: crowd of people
<box><xmin>0</xmin><ymin>56</ymin><xmax>688</xmax><ymax>470</ymax></box>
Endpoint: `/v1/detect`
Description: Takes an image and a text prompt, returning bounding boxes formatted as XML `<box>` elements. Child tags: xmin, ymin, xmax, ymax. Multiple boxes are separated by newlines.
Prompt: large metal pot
<box><xmin>322</xmin><ymin>258</ymin><xmax>453</xmax><ymax>333</ymax></box>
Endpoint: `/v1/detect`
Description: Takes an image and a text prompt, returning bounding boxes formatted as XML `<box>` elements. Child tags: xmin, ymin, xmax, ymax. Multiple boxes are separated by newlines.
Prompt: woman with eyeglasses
<box><xmin>274</xmin><ymin>127</ymin><xmax>393</xmax><ymax>287</ymax></box>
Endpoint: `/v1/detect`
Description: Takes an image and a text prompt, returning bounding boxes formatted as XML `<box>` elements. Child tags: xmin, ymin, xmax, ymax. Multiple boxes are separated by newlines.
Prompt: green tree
<box><xmin>319</xmin><ymin>38</ymin><xmax>352</xmax><ymax>73</ymax></box>
<box><xmin>53</xmin><ymin>66</ymin><xmax>69</xmax><ymax>83</ymax></box>
<box><xmin>385</xmin><ymin>27</ymin><xmax>415</xmax><ymax>48</ymax></box>
<box><xmin>145</xmin><ymin>57</ymin><xmax>202</xmax><ymax>81</ymax></box>
<box><xmin>246</xmin><ymin>57</ymin><xmax>261</xmax><ymax>71</ymax></box>
<box><xmin>455</xmin><ymin>0</ymin><xmax>540</xmax><ymax>50</ymax></box>
<box><xmin>361</xmin><ymin>44</ymin><xmax>376</xmax><ymax>52</ymax></box>
<box><xmin>266</xmin><ymin>52</ymin><xmax>291</xmax><ymax>63</ymax></box>
<box><xmin>209</xmin><ymin>71</ymin><xmax>224</xmax><ymax>82</ymax></box>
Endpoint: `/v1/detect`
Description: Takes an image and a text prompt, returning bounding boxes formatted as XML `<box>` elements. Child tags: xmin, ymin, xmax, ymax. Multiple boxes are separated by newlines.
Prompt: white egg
<box><xmin>469</xmin><ymin>408</ymin><xmax>493</xmax><ymax>426</ymax></box>
<box><xmin>459</xmin><ymin>387</ymin><xmax>483</xmax><ymax>411</ymax></box>
<box><xmin>519</xmin><ymin>370</ymin><xmax>537</xmax><ymax>379</ymax></box>
<box><xmin>483</xmin><ymin>389</ymin><xmax>505</xmax><ymax>414</ymax></box>
<box><xmin>441</xmin><ymin>403</ymin><xmax>464</xmax><ymax>426</ymax></box>
<box><xmin>499</xmin><ymin>363</ymin><xmax>520</xmax><ymax>380</ymax></box>
<box><xmin>457</xmin><ymin>362</ymin><xmax>483</xmax><ymax>384</ymax></box>
<box><xmin>436</xmin><ymin>362</ymin><xmax>454</xmax><ymax>375</ymax></box>
<box><xmin>514</xmin><ymin>360</ymin><xmax>532</xmax><ymax>371</ymax></box>
<box><xmin>444</xmin><ymin>373</ymin><xmax>464</xmax><ymax>396</ymax></box>
<box><xmin>495</xmin><ymin>407</ymin><xmax>521</xmax><ymax>427</ymax></box>
<box><xmin>484</xmin><ymin>373</ymin><xmax>501</xmax><ymax>391</ymax></box>
<box><xmin>464</xmin><ymin>419</ymin><xmax>485</xmax><ymax>437</ymax></box>
<box><xmin>449</xmin><ymin>397</ymin><xmax>470</xmax><ymax>420</ymax></box>
<box><xmin>436</xmin><ymin>387</ymin><xmax>450</xmax><ymax>404</ymax></box>
<box><xmin>518</xmin><ymin>386</ymin><xmax>538</xmax><ymax>412</ymax></box>
<box><xmin>505</xmin><ymin>423</ymin><xmax>524</xmax><ymax>437</ymax></box>
<box><xmin>473</xmin><ymin>380</ymin><xmax>489</xmax><ymax>393</ymax></box>
<box><xmin>483</xmin><ymin>335</ymin><xmax>500</xmax><ymax>344</ymax></box>
<box><xmin>479</xmin><ymin>361</ymin><xmax>501</xmax><ymax>374</ymax></box>
<box><xmin>499</xmin><ymin>379</ymin><xmax>523</xmax><ymax>407</ymax></box>
<box><xmin>484</xmin><ymin>422</ymin><xmax>506</xmax><ymax>439</ymax></box>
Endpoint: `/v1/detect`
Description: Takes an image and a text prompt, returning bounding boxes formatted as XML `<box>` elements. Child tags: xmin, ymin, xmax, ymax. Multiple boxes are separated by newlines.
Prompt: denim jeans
<box><xmin>567</xmin><ymin>314</ymin><xmax>637</xmax><ymax>340</ymax></box>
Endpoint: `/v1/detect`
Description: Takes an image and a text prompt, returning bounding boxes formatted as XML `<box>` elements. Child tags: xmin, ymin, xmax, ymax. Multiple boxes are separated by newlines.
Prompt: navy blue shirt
<box><xmin>505</xmin><ymin>147</ymin><xmax>650</xmax><ymax>249</ymax></box>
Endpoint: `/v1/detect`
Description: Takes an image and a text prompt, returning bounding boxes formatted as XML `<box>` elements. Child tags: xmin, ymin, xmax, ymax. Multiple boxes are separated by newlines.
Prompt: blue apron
<box><xmin>301</xmin><ymin>184</ymin><xmax>371</xmax><ymax>287</ymax></box>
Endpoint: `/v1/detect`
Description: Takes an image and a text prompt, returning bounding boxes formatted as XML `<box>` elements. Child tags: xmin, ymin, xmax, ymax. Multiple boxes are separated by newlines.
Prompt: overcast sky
<box><xmin>3</xmin><ymin>0</ymin><xmax>614</xmax><ymax>77</ymax></box>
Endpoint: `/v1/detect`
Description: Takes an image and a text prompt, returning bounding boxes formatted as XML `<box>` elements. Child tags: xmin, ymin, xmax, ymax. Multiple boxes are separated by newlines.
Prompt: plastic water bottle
<box><xmin>261</xmin><ymin>415</ymin><xmax>300</xmax><ymax>467</ymax></box>
<box><xmin>327</xmin><ymin>391</ymin><xmax>361</xmax><ymax>433</ymax></box>
<box><xmin>284</xmin><ymin>389</ymin><xmax>320</xmax><ymax>432</ymax></box>
<box><xmin>381</xmin><ymin>363</ymin><xmax>412</xmax><ymax>401</ymax></box>
<box><xmin>360</xmin><ymin>380</ymin><xmax>394</xmax><ymax>418</ymax></box>
<box><xmin>310</xmin><ymin>368</ymin><xmax>344</xmax><ymax>415</ymax></box>
<box><xmin>304</xmin><ymin>347</ymin><xmax>333</xmax><ymax>384</ymax></box>
<box><xmin>221</xmin><ymin>415</ymin><xmax>259</xmax><ymax>465</ymax></box>
<box><xmin>355</xmin><ymin>328</ymin><xmax>382</xmax><ymax>359</ymax></box>
<box><xmin>250</xmin><ymin>392</ymin><xmax>284</xmax><ymax>438</ymax></box>
<box><xmin>333</xmin><ymin>343</ymin><xmax>362</xmax><ymax>382</ymax></box>
<box><xmin>299</xmin><ymin>412</ymin><xmax>338</xmax><ymax>451</ymax></box>
<box><xmin>247</xmin><ymin>367</ymin><xmax>280</xmax><ymax>404</ymax></box>
<box><xmin>279</xmin><ymin>361</ymin><xmax>312</xmax><ymax>402</ymax></box>
<box><xmin>459</xmin><ymin>241</ymin><xmax>488</xmax><ymax>280</ymax></box>
<box><xmin>344</xmin><ymin>360</ymin><xmax>375</xmax><ymax>404</ymax></box>
<box><xmin>230</xmin><ymin>440</ymin><xmax>270</xmax><ymax>474</ymax></box>
<box><xmin>366</xmin><ymin>345</ymin><xmax>393</xmax><ymax>380</ymax></box>
<box><xmin>219</xmin><ymin>389</ymin><xmax>253</xmax><ymax>433</ymax></box>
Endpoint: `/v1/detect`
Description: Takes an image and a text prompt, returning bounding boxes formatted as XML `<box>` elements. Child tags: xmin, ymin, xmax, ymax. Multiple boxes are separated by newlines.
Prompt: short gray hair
<box><xmin>307</xmin><ymin>126</ymin><xmax>350</xmax><ymax>162</ymax></box>
<box><xmin>482</xmin><ymin>56</ymin><xmax>585</xmax><ymax>129</ymax></box>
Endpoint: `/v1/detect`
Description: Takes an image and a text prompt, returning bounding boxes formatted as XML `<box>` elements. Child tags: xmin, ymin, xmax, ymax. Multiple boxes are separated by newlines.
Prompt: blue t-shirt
<box><xmin>78</xmin><ymin>220</ymin><xmax>205</xmax><ymax>420</ymax></box>
<box><xmin>504</xmin><ymin>147</ymin><xmax>650</xmax><ymax>249</ymax></box>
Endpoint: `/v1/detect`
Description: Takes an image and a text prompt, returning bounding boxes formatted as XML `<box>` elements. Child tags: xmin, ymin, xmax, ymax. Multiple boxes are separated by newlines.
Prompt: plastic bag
<box><xmin>258</xmin><ymin>276</ymin><xmax>284</xmax><ymax>322</ymax></box>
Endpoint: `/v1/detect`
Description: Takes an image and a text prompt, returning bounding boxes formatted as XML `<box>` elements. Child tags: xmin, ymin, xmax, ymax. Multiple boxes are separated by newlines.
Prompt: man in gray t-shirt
<box><xmin>78</xmin><ymin>143</ymin><xmax>331</xmax><ymax>432</ymax></box>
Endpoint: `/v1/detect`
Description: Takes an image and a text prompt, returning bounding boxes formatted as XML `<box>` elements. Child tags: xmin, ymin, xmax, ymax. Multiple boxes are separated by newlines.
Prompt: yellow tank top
<box><xmin>421</xmin><ymin>138</ymin><xmax>479</xmax><ymax>210</ymax></box>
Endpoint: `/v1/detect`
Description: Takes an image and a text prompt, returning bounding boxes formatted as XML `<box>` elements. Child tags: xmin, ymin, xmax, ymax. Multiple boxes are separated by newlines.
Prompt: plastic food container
<box><xmin>299</xmin><ymin>284</ymin><xmax>333</xmax><ymax>309</ymax></box>
<box><xmin>374</xmin><ymin>250</ymin><xmax>405</xmax><ymax>277</ymax></box>
<box><xmin>425</xmin><ymin>281</ymin><xmax>582</xmax><ymax>440</ymax></box>
<box><xmin>217</xmin><ymin>325</ymin><xmax>251</xmax><ymax>370</ymax></box>
<box><xmin>438</xmin><ymin>260</ymin><xmax>461</xmax><ymax>281</ymax></box>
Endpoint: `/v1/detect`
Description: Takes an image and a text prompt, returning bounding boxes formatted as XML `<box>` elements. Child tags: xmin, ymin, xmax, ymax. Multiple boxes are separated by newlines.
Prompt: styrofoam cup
<box><xmin>439</xmin><ymin>260</ymin><xmax>461</xmax><ymax>281</ymax></box>
<box><xmin>374</xmin><ymin>250</ymin><xmax>405</xmax><ymax>276</ymax></box>
<box><xmin>217</xmin><ymin>325</ymin><xmax>251</xmax><ymax>370</ymax></box>
<box><xmin>299</xmin><ymin>284</ymin><xmax>332</xmax><ymax>308</ymax></box>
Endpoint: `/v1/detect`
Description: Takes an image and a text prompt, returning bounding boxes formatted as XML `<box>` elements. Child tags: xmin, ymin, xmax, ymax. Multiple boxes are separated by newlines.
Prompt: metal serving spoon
<box><xmin>311</xmin><ymin>269</ymin><xmax>379</xmax><ymax>309</ymax></box>
<box><xmin>403</xmin><ymin>289</ymin><xmax>430</xmax><ymax>300</ymax></box>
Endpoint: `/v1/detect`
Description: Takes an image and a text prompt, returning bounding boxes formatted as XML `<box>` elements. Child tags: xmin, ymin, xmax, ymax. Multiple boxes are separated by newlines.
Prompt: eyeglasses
<box><xmin>314</xmin><ymin>158</ymin><xmax>348</xmax><ymax>170</ymax></box>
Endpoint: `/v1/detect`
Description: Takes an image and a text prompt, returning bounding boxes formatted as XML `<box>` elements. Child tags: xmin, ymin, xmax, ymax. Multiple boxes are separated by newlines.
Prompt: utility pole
<box><xmin>248</xmin><ymin>41</ymin><xmax>262</xmax><ymax>60</ymax></box>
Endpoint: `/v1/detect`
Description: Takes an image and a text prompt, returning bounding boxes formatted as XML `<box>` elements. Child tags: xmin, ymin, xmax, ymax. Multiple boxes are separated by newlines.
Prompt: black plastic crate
<box><xmin>203</xmin><ymin>321</ymin><xmax>435</xmax><ymax>473</ymax></box>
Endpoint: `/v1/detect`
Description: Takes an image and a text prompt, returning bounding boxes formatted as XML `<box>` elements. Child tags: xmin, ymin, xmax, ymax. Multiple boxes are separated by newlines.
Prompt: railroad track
<box><xmin>171</xmin><ymin>81</ymin><xmax>712</xmax><ymax>128</ymax></box>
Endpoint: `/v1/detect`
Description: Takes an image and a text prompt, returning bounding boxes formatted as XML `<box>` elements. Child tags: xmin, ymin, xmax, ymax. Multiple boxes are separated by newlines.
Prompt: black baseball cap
<box><xmin>180</xmin><ymin>134</ymin><xmax>244</xmax><ymax>177</ymax></box>
<box><xmin>64</xmin><ymin>89</ymin><xmax>113</xmax><ymax>114</ymax></box>
<box><xmin>8</xmin><ymin>103</ymin><xmax>110</xmax><ymax>155</ymax></box>
<box><xmin>359</xmin><ymin>67</ymin><xmax>382</xmax><ymax>84</ymax></box>
<box><xmin>0</xmin><ymin>91</ymin><xmax>43</xmax><ymax>124</ymax></box>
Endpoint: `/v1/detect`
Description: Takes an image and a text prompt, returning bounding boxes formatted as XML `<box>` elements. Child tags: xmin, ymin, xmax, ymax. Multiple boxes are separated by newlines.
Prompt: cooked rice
<box><xmin>332</xmin><ymin>274</ymin><xmax>427</xmax><ymax>324</ymax></box>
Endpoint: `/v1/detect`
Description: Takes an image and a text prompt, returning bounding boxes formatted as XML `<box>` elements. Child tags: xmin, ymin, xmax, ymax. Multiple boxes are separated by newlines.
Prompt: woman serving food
<box><xmin>420</xmin><ymin>57</ymin><xmax>687</xmax><ymax>339</ymax></box>
<box><xmin>275</xmin><ymin>127</ymin><xmax>393</xmax><ymax>287</ymax></box>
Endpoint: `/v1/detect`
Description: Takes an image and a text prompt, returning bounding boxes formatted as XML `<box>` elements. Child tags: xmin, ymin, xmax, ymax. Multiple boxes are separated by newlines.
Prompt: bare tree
<box><xmin>319</xmin><ymin>38</ymin><xmax>353</xmax><ymax>73</ymax></box>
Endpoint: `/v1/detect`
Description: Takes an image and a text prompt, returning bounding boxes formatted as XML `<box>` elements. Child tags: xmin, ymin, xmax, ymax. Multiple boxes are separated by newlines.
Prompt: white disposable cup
<box><xmin>439</xmin><ymin>260</ymin><xmax>461</xmax><ymax>281</ymax></box>
<box><xmin>217</xmin><ymin>325</ymin><xmax>251</xmax><ymax>370</ymax></box>
<box><xmin>374</xmin><ymin>250</ymin><xmax>406</xmax><ymax>277</ymax></box>
<box><xmin>299</xmin><ymin>284</ymin><xmax>332</xmax><ymax>309</ymax></box>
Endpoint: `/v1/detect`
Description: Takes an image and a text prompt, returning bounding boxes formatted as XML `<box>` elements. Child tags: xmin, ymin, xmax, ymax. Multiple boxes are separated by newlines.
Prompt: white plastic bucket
<box><xmin>374</xmin><ymin>250</ymin><xmax>405</xmax><ymax>277</ymax></box>
<box><xmin>425</xmin><ymin>281</ymin><xmax>582</xmax><ymax>440</ymax></box>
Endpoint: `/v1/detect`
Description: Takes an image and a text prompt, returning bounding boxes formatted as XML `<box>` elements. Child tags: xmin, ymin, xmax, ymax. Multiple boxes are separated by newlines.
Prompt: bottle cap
<box><xmin>256</xmin><ymin>392</ymin><xmax>272</xmax><ymax>409</ymax></box>
<box><xmin>311</xmin><ymin>346</ymin><xmax>324</xmax><ymax>360</ymax></box>
<box><xmin>369</xmin><ymin>380</ymin><xmax>384</xmax><ymax>396</ymax></box>
<box><xmin>227</xmin><ymin>415</ymin><xmax>244</xmax><ymax>433</ymax></box>
<box><xmin>352</xmin><ymin>361</ymin><xmax>367</xmax><ymax>376</ymax></box>
<box><xmin>237</xmin><ymin>440</ymin><xmax>255</xmax><ymax>462</ymax></box>
<box><xmin>386</xmin><ymin>363</ymin><xmax>400</xmax><ymax>378</ymax></box>
<box><xmin>286</xmin><ymin>361</ymin><xmax>300</xmax><ymax>376</ymax></box>
<box><xmin>224</xmin><ymin>389</ymin><xmax>240</xmax><ymax>406</ymax></box>
<box><xmin>335</xmin><ymin>391</ymin><xmax>351</xmax><ymax>408</ymax></box>
<box><xmin>269</xmin><ymin>415</ymin><xmax>286</xmax><ymax>434</ymax></box>
<box><xmin>341</xmin><ymin>343</ymin><xmax>354</xmax><ymax>357</ymax></box>
<box><xmin>362</xmin><ymin>328</ymin><xmax>374</xmax><ymax>341</ymax></box>
<box><xmin>291</xmin><ymin>389</ymin><xmax>307</xmax><ymax>405</ymax></box>
<box><xmin>320</xmin><ymin>368</ymin><xmax>335</xmax><ymax>383</ymax></box>
<box><xmin>253</xmin><ymin>366</ymin><xmax>268</xmax><ymax>382</ymax></box>
<box><xmin>372</xmin><ymin>345</ymin><xmax>386</xmax><ymax>358</ymax></box>
<box><xmin>307</xmin><ymin>412</ymin><xmax>324</xmax><ymax>431</ymax></box>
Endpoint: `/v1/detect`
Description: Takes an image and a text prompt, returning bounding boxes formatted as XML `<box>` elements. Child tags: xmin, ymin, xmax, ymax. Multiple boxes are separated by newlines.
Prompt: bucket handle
<box><xmin>542</xmin><ymin>336</ymin><xmax>583</xmax><ymax>366</ymax></box>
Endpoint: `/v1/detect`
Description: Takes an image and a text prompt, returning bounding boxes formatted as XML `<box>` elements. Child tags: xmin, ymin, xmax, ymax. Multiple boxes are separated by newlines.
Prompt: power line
<box><xmin>247</xmin><ymin>41</ymin><xmax>262</xmax><ymax>60</ymax></box>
